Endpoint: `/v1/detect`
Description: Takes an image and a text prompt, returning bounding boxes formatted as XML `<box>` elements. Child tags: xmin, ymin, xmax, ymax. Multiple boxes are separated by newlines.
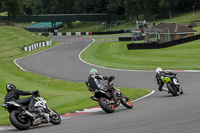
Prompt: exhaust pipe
<box><xmin>23</xmin><ymin>110</ymin><xmax>35</xmax><ymax>118</ymax></box>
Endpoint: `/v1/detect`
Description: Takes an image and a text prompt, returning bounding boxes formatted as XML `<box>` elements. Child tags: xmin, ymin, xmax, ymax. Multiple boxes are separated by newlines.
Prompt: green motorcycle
<box><xmin>162</xmin><ymin>75</ymin><xmax>183</xmax><ymax>96</ymax></box>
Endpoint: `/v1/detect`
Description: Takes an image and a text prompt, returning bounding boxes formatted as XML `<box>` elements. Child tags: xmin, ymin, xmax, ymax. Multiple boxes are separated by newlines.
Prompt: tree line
<box><xmin>0</xmin><ymin>0</ymin><xmax>199</xmax><ymax>21</ymax></box>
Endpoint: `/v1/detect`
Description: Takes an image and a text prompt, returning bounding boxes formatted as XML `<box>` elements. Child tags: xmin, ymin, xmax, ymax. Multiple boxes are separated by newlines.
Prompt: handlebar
<box><xmin>107</xmin><ymin>76</ymin><xmax>115</xmax><ymax>86</ymax></box>
<box><xmin>108</xmin><ymin>76</ymin><xmax>115</xmax><ymax>81</ymax></box>
<box><xmin>33</xmin><ymin>90</ymin><xmax>40</xmax><ymax>97</ymax></box>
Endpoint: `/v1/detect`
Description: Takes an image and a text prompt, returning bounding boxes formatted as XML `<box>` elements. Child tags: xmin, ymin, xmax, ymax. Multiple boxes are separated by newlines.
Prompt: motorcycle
<box><xmin>1</xmin><ymin>91</ymin><xmax>61</xmax><ymax>130</ymax></box>
<box><xmin>161</xmin><ymin>74</ymin><xmax>183</xmax><ymax>96</ymax></box>
<box><xmin>89</xmin><ymin>76</ymin><xmax>133</xmax><ymax>113</ymax></box>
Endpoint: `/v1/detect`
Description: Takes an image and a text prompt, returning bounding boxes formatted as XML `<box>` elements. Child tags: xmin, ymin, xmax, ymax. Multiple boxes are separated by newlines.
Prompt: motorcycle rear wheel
<box><xmin>121</xmin><ymin>94</ymin><xmax>133</xmax><ymax>109</ymax></box>
<box><xmin>167</xmin><ymin>83</ymin><xmax>178</xmax><ymax>96</ymax></box>
<box><xmin>99</xmin><ymin>97</ymin><xmax>114</xmax><ymax>113</ymax></box>
<box><xmin>9</xmin><ymin>110</ymin><xmax>31</xmax><ymax>130</ymax></box>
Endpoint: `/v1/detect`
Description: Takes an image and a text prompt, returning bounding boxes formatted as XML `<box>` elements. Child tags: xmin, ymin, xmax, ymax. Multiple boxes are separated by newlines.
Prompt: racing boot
<box><xmin>112</xmin><ymin>90</ymin><xmax>120</xmax><ymax>101</ymax></box>
<box><xmin>161</xmin><ymin>87</ymin><xmax>168</xmax><ymax>92</ymax></box>
<box><xmin>179</xmin><ymin>86</ymin><xmax>184</xmax><ymax>94</ymax></box>
<box><xmin>43</xmin><ymin>113</ymin><xmax>50</xmax><ymax>122</ymax></box>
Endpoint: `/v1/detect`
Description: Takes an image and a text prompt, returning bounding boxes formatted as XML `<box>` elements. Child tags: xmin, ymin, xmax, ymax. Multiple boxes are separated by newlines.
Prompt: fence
<box><xmin>127</xmin><ymin>34</ymin><xmax>200</xmax><ymax>50</ymax></box>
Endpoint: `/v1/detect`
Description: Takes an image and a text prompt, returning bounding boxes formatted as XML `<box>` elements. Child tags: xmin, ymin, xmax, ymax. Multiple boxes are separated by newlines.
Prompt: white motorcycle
<box><xmin>2</xmin><ymin>91</ymin><xmax>61</xmax><ymax>130</ymax></box>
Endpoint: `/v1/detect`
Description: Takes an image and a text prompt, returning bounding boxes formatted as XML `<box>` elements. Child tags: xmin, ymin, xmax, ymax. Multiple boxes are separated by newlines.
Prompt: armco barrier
<box><xmin>91</xmin><ymin>30</ymin><xmax>124</xmax><ymax>35</ymax></box>
<box><xmin>23</xmin><ymin>39</ymin><xmax>52</xmax><ymax>52</ymax></box>
<box><xmin>118</xmin><ymin>36</ymin><xmax>144</xmax><ymax>41</ymax></box>
<box><xmin>127</xmin><ymin>34</ymin><xmax>200</xmax><ymax>50</ymax></box>
<box><xmin>38</xmin><ymin>30</ymin><xmax>124</xmax><ymax>36</ymax></box>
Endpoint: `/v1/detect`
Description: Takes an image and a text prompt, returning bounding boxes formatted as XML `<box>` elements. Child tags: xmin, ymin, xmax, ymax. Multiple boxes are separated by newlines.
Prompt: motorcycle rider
<box><xmin>86</xmin><ymin>69</ymin><xmax>120</xmax><ymax>101</ymax></box>
<box><xmin>4</xmin><ymin>83</ymin><xmax>39</xmax><ymax>112</ymax></box>
<box><xmin>155</xmin><ymin>67</ymin><xmax>183</xmax><ymax>94</ymax></box>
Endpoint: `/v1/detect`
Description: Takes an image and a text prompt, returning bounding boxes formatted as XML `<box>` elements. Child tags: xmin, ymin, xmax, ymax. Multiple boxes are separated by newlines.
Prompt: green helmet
<box><xmin>90</xmin><ymin>69</ymin><xmax>97</xmax><ymax>75</ymax></box>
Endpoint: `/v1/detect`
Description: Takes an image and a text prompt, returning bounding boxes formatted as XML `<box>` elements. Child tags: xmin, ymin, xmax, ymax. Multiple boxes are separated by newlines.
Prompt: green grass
<box><xmin>194</xmin><ymin>26</ymin><xmax>200</xmax><ymax>34</ymax></box>
<box><xmin>94</xmin><ymin>37</ymin><xmax>118</xmax><ymax>42</ymax></box>
<box><xmin>0</xmin><ymin>26</ymin><xmax>151</xmax><ymax>125</ymax></box>
<box><xmin>81</xmin><ymin>39</ymin><xmax>200</xmax><ymax>70</ymax></box>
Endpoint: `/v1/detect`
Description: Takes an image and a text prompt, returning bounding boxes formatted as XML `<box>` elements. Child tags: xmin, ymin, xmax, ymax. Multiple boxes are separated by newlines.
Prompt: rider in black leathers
<box><xmin>4</xmin><ymin>83</ymin><xmax>38</xmax><ymax>112</ymax></box>
<box><xmin>155</xmin><ymin>68</ymin><xmax>176</xmax><ymax>91</ymax></box>
<box><xmin>155</xmin><ymin>67</ymin><xmax>183</xmax><ymax>94</ymax></box>
<box><xmin>86</xmin><ymin>69</ymin><xmax>119</xmax><ymax>101</ymax></box>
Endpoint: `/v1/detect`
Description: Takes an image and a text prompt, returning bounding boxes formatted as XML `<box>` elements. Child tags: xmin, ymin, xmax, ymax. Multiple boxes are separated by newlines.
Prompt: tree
<box><xmin>124</xmin><ymin>0</ymin><xmax>140</xmax><ymax>20</ymax></box>
<box><xmin>107</xmin><ymin>0</ymin><xmax>125</xmax><ymax>15</ymax></box>
<box><xmin>22</xmin><ymin>0</ymin><xmax>200</xmax><ymax>23</ymax></box>
<box><xmin>142</xmin><ymin>0</ymin><xmax>160</xmax><ymax>20</ymax></box>
<box><xmin>2</xmin><ymin>0</ymin><xmax>24</xmax><ymax>22</ymax></box>
<box><xmin>0</xmin><ymin>0</ymin><xmax>3</xmax><ymax>12</ymax></box>
<box><xmin>23</xmin><ymin>0</ymin><xmax>44</xmax><ymax>15</ymax></box>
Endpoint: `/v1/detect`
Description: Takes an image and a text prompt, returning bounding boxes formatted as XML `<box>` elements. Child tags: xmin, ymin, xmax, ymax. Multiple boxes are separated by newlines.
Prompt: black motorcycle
<box><xmin>89</xmin><ymin>76</ymin><xmax>133</xmax><ymax>113</ymax></box>
<box><xmin>1</xmin><ymin>92</ymin><xmax>61</xmax><ymax>130</ymax></box>
<box><xmin>160</xmin><ymin>74</ymin><xmax>183</xmax><ymax>96</ymax></box>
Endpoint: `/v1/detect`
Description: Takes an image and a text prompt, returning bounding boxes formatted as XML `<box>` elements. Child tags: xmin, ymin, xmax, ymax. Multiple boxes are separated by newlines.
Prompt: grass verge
<box><xmin>81</xmin><ymin>39</ymin><xmax>200</xmax><ymax>70</ymax></box>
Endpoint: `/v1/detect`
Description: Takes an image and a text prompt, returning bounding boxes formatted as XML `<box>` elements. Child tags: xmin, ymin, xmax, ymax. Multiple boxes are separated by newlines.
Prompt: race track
<box><xmin>8</xmin><ymin>36</ymin><xmax>200</xmax><ymax>133</ymax></box>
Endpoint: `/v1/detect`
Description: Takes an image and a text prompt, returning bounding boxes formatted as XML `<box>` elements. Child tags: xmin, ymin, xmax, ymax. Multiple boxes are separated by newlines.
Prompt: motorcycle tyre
<box><xmin>121</xmin><ymin>94</ymin><xmax>133</xmax><ymax>109</ymax></box>
<box><xmin>49</xmin><ymin>109</ymin><xmax>61</xmax><ymax>125</ymax></box>
<box><xmin>99</xmin><ymin>97</ymin><xmax>114</xmax><ymax>113</ymax></box>
<box><xmin>9</xmin><ymin>110</ymin><xmax>31</xmax><ymax>130</ymax></box>
<box><xmin>167</xmin><ymin>83</ymin><xmax>178</xmax><ymax>96</ymax></box>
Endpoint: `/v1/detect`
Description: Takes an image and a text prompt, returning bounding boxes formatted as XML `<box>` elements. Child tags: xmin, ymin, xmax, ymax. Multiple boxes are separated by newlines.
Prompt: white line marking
<box><xmin>132</xmin><ymin>90</ymin><xmax>155</xmax><ymax>102</ymax></box>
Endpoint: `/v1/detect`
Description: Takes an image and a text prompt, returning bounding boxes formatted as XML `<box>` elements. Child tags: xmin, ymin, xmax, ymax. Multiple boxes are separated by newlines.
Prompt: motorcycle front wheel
<box><xmin>121</xmin><ymin>93</ymin><xmax>133</xmax><ymax>109</ymax></box>
<box><xmin>167</xmin><ymin>83</ymin><xmax>178</xmax><ymax>96</ymax></box>
<box><xmin>49</xmin><ymin>108</ymin><xmax>61</xmax><ymax>125</ymax></box>
<box><xmin>99</xmin><ymin>97</ymin><xmax>114</xmax><ymax>113</ymax></box>
<box><xmin>9</xmin><ymin>110</ymin><xmax>31</xmax><ymax>130</ymax></box>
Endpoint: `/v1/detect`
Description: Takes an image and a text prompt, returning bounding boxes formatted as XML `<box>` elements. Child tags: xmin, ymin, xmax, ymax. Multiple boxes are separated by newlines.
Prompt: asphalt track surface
<box><xmin>7</xmin><ymin>36</ymin><xmax>200</xmax><ymax>133</ymax></box>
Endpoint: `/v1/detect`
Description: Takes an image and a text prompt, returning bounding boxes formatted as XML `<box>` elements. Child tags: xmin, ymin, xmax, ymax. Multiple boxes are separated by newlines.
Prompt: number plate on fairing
<box><xmin>173</xmin><ymin>78</ymin><xmax>179</xmax><ymax>85</ymax></box>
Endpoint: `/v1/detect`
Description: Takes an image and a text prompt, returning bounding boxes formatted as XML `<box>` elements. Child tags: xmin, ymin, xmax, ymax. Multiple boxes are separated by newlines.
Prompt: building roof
<box><xmin>145</xmin><ymin>23</ymin><xmax>197</xmax><ymax>34</ymax></box>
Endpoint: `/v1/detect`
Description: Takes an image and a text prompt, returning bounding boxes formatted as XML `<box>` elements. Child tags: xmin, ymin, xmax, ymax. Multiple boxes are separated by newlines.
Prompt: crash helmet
<box><xmin>6</xmin><ymin>83</ymin><xmax>16</xmax><ymax>92</ymax></box>
<box><xmin>156</xmin><ymin>67</ymin><xmax>162</xmax><ymax>73</ymax></box>
<box><xmin>90</xmin><ymin>69</ymin><xmax>97</xmax><ymax>75</ymax></box>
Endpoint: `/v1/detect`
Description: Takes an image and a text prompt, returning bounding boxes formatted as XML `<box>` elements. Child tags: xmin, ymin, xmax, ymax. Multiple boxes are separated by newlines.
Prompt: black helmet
<box><xmin>6</xmin><ymin>83</ymin><xmax>16</xmax><ymax>92</ymax></box>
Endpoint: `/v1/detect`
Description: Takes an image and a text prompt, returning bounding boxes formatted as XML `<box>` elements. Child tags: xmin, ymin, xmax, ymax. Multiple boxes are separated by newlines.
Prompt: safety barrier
<box><xmin>118</xmin><ymin>36</ymin><xmax>144</xmax><ymax>41</ymax></box>
<box><xmin>38</xmin><ymin>30</ymin><xmax>125</xmax><ymax>36</ymax></box>
<box><xmin>38</xmin><ymin>32</ymin><xmax>90</xmax><ymax>36</ymax></box>
<box><xmin>23</xmin><ymin>39</ymin><xmax>52</xmax><ymax>52</ymax></box>
<box><xmin>127</xmin><ymin>34</ymin><xmax>200</xmax><ymax>50</ymax></box>
<box><xmin>90</xmin><ymin>30</ymin><xmax>124</xmax><ymax>35</ymax></box>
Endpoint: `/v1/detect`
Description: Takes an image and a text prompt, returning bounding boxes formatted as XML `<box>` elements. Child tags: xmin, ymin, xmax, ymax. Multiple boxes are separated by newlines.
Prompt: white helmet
<box><xmin>156</xmin><ymin>67</ymin><xmax>162</xmax><ymax>73</ymax></box>
<box><xmin>89</xmin><ymin>69</ymin><xmax>97</xmax><ymax>75</ymax></box>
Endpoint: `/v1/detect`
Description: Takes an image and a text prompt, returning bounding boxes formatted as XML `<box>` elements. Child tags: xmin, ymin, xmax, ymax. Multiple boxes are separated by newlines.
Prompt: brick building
<box><xmin>144</xmin><ymin>23</ymin><xmax>197</xmax><ymax>43</ymax></box>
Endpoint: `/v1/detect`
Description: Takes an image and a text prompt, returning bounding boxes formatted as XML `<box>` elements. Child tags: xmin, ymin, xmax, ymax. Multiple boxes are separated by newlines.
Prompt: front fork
<box><xmin>172</xmin><ymin>78</ymin><xmax>182</xmax><ymax>93</ymax></box>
